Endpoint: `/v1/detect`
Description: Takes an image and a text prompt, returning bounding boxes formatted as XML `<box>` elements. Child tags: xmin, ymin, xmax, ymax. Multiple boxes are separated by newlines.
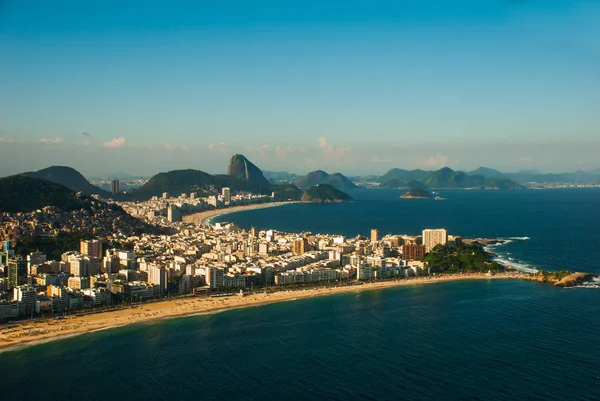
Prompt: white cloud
<box><xmin>208</xmin><ymin>142</ymin><xmax>227</xmax><ymax>152</ymax></box>
<box><xmin>40</xmin><ymin>137</ymin><xmax>64</xmax><ymax>144</ymax></box>
<box><xmin>104</xmin><ymin>137</ymin><xmax>126</xmax><ymax>148</ymax></box>
<box><xmin>83</xmin><ymin>140</ymin><xmax>90</xmax><ymax>146</ymax></box>
<box><xmin>181</xmin><ymin>145</ymin><xmax>191</xmax><ymax>151</ymax></box>
<box><xmin>423</xmin><ymin>154</ymin><xmax>456</xmax><ymax>169</ymax></box>
<box><xmin>163</xmin><ymin>144</ymin><xmax>174</xmax><ymax>151</ymax></box>
<box><xmin>247</xmin><ymin>144</ymin><xmax>270</xmax><ymax>158</ymax></box>
<box><xmin>318</xmin><ymin>137</ymin><xmax>350</xmax><ymax>162</ymax></box>
<box><xmin>519</xmin><ymin>156</ymin><xmax>534</xmax><ymax>163</ymax></box>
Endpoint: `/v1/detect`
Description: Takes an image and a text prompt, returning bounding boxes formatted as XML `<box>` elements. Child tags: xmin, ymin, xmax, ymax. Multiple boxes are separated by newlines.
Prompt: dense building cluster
<box><xmin>0</xmin><ymin>191</ymin><xmax>460</xmax><ymax>320</ymax></box>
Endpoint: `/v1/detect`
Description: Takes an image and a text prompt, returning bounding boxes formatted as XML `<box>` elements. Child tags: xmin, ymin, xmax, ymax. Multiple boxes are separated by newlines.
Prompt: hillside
<box><xmin>379</xmin><ymin>179</ymin><xmax>429</xmax><ymax>190</ymax></box>
<box><xmin>377</xmin><ymin>168</ymin><xmax>430</xmax><ymax>184</ymax></box>
<box><xmin>271</xmin><ymin>184</ymin><xmax>304</xmax><ymax>201</ymax></box>
<box><xmin>227</xmin><ymin>154</ymin><xmax>272</xmax><ymax>190</ymax></box>
<box><xmin>263</xmin><ymin>171</ymin><xmax>301</xmax><ymax>183</ymax></box>
<box><xmin>0</xmin><ymin>175</ymin><xmax>86</xmax><ymax>213</ymax></box>
<box><xmin>296</xmin><ymin>170</ymin><xmax>356</xmax><ymax>190</ymax></box>
<box><xmin>127</xmin><ymin>169</ymin><xmax>271</xmax><ymax>200</ymax></box>
<box><xmin>468</xmin><ymin>167</ymin><xmax>508</xmax><ymax>179</ymax></box>
<box><xmin>301</xmin><ymin>184</ymin><xmax>353</xmax><ymax>203</ymax></box>
<box><xmin>296</xmin><ymin>170</ymin><xmax>329</xmax><ymax>188</ymax></box>
<box><xmin>22</xmin><ymin>166</ymin><xmax>109</xmax><ymax>197</ymax></box>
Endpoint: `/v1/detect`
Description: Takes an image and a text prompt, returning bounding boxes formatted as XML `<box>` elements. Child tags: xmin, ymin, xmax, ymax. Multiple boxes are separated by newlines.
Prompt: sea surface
<box><xmin>213</xmin><ymin>188</ymin><xmax>600</xmax><ymax>273</ymax></box>
<box><xmin>1</xmin><ymin>188</ymin><xmax>599</xmax><ymax>400</ymax></box>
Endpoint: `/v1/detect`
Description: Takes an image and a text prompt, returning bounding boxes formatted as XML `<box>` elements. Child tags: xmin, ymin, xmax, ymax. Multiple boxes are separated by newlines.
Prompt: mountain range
<box><xmin>5</xmin><ymin>158</ymin><xmax>600</xmax><ymax>208</ymax></box>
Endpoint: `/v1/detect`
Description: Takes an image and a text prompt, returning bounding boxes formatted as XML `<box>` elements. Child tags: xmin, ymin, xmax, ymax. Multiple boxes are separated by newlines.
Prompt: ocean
<box><xmin>1</xmin><ymin>188</ymin><xmax>599</xmax><ymax>400</ymax></box>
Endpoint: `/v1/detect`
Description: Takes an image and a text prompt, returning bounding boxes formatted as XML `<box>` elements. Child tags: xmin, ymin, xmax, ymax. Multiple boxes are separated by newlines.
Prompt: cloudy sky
<box><xmin>1</xmin><ymin>0</ymin><xmax>599</xmax><ymax>177</ymax></box>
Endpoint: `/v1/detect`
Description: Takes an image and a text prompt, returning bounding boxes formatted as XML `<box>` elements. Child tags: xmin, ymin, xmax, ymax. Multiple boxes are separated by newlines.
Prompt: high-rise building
<box><xmin>292</xmin><ymin>238</ymin><xmax>309</xmax><ymax>255</ymax></box>
<box><xmin>168</xmin><ymin>205</ymin><xmax>181</xmax><ymax>222</ymax></box>
<box><xmin>221</xmin><ymin>187</ymin><xmax>231</xmax><ymax>203</ymax></box>
<box><xmin>13</xmin><ymin>285</ymin><xmax>37</xmax><ymax>316</ymax></box>
<box><xmin>148</xmin><ymin>265</ymin><xmax>168</xmax><ymax>294</ymax></box>
<box><xmin>250</xmin><ymin>227</ymin><xmax>259</xmax><ymax>238</ymax></box>
<box><xmin>110</xmin><ymin>179</ymin><xmax>120</xmax><ymax>194</ymax></box>
<box><xmin>80</xmin><ymin>240</ymin><xmax>102</xmax><ymax>258</ymax></box>
<box><xmin>7</xmin><ymin>259</ymin><xmax>27</xmax><ymax>290</ymax></box>
<box><xmin>401</xmin><ymin>244</ymin><xmax>426</xmax><ymax>260</ymax></box>
<box><xmin>371</xmin><ymin>229</ymin><xmax>379</xmax><ymax>243</ymax></box>
<box><xmin>206</xmin><ymin>267</ymin><xmax>224</xmax><ymax>289</ymax></box>
<box><xmin>422</xmin><ymin>229</ymin><xmax>448</xmax><ymax>253</ymax></box>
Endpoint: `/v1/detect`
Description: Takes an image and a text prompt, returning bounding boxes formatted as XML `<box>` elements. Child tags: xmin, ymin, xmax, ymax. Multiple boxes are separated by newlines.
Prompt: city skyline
<box><xmin>1</xmin><ymin>1</ymin><xmax>599</xmax><ymax>176</ymax></box>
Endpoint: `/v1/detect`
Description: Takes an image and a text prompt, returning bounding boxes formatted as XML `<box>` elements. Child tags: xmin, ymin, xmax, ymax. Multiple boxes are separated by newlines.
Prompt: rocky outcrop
<box><xmin>226</xmin><ymin>154</ymin><xmax>271</xmax><ymax>190</ymax></box>
<box><xmin>553</xmin><ymin>273</ymin><xmax>595</xmax><ymax>288</ymax></box>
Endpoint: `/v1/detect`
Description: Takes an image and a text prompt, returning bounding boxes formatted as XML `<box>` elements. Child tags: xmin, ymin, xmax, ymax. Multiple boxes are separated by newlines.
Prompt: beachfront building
<box><xmin>422</xmin><ymin>229</ymin><xmax>448</xmax><ymax>253</ymax></box>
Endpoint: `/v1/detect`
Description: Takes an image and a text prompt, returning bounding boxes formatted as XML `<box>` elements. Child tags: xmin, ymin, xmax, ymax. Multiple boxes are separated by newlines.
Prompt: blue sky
<box><xmin>1</xmin><ymin>0</ymin><xmax>599</xmax><ymax>176</ymax></box>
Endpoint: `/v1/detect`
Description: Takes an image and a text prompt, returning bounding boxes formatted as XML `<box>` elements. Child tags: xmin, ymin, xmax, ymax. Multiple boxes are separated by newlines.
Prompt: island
<box><xmin>400</xmin><ymin>189</ymin><xmax>432</xmax><ymax>199</ymax></box>
<box><xmin>301</xmin><ymin>184</ymin><xmax>353</xmax><ymax>203</ymax></box>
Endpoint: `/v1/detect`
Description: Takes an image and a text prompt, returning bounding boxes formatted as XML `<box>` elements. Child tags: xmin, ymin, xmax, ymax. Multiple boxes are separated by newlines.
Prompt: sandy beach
<box><xmin>0</xmin><ymin>273</ymin><xmax>523</xmax><ymax>352</ymax></box>
<box><xmin>182</xmin><ymin>201</ymin><xmax>298</xmax><ymax>226</ymax></box>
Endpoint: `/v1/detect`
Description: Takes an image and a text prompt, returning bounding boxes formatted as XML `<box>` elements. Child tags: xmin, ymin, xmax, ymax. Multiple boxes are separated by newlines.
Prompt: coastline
<box><xmin>182</xmin><ymin>201</ymin><xmax>298</xmax><ymax>226</ymax></box>
<box><xmin>0</xmin><ymin>273</ymin><xmax>523</xmax><ymax>352</ymax></box>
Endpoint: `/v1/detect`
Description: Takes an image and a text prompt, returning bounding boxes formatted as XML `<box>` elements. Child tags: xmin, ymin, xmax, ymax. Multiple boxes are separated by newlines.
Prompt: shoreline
<box><xmin>182</xmin><ymin>201</ymin><xmax>298</xmax><ymax>226</ymax></box>
<box><xmin>0</xmin><ymin>273</ymin><xmax>523</xmax><ymax>352</ymax></box>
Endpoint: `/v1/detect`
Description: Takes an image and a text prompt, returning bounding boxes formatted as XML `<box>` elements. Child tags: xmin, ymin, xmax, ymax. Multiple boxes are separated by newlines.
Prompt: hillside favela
<box><xmin>1</xmin><ymin>2</ymin><xmax>600</xmax><ymax>400</ymax></box>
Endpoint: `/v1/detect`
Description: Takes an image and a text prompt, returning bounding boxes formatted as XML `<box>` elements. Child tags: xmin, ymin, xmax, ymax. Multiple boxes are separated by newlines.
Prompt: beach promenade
<box><xmin>0</xmin><ymin>273</ymin><xmax>522</xmax><ymax>352</ymax></box>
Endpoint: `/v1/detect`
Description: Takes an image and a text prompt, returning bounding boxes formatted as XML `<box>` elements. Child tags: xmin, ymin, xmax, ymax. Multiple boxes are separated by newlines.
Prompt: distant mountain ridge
<box><xmin>378</xmin><ymin>167</ymin><xmax>524</xmax><ymax>190</ymax></box>
<box><xmin>296</xmin><ymin>170</ymin><xmax>356</xmax><ymax>190</ymax></box>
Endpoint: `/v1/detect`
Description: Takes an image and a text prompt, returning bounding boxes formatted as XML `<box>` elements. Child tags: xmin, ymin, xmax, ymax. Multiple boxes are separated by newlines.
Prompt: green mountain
<box><xmin>0</xmin><ymin>175</ymin><xmax>88</xmax><ymax>213</ymax></box>
<box><xmin>377</xmin><ymin>168</ymin><xmax>430</xmax><ymax>183</ymax></box>
<box><xmin>379</xmin><ymin>179</ymin><xmax>429</xmax><ymax>190</ymax></box>
<box><xmin>271</xmin><ymin>184</ymin><xmax>303</xmax><ymax>201</ymax></box>
<box><xmin>468</xmin><ymin>167</ymin><xmax>508</xmax><ymax>179</ymax></box>
<box><xmin>22</xmin><ymin>166</ymin><xmax>109</xmax><ymax>197</ymax></box>
<box><xmin>296</xmin><ymin>170</ymin><xmax>356</xmax><ymax>190</ymax></box>
<box><xmin>296</xmin><ymin>170</ymin><xmax>329</xmax><ymax>188</ymax></box>
<box><xmin>423</xmin><ymin>168</ymin><xmax>524</xmax><ymax>189</ymax></box>
<box><xmin>227</xmin><ymin>154</ymin><xmax>272</xmax><ymax>190</ymax></box>
<box><xmin>301</xmin><ymin>184</ymin><xmax>353</xmax><ymax>203</ymax></box>
<box><xmin>127</xmin><ymin>169</ymin><xmax>271</xmax><ymax>200</ymax></box>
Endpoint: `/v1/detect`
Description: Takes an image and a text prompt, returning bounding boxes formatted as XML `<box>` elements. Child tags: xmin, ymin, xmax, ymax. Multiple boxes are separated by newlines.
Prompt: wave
<box><xmin>483</xmin><ymin>237</ymin><xmax>538</xmax><ymax>273</ymax></box>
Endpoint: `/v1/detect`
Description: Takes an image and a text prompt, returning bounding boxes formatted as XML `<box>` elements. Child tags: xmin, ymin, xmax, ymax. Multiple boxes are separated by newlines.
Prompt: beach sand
<box><xmin>0</xmin><ymin>273</ymin><xmax>523</xmax><ymax>352</ymax></box>
<box><xmin>182</xmin><ymin>201</ymin><xmax>298</xmax><ymax>226</ymax></box>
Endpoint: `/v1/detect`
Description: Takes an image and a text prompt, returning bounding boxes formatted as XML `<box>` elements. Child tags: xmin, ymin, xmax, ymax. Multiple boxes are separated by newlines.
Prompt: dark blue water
<box><xmin>1</xmin><ymin>280</ymin><xmax>599</xmax><ymax>400</ymax></box>
<box><xmin>214</xmin><ymin>188</ymin><xmax>600</xmax><ymax>273</ymax></box>
<box><xmin>2</xmin><ymin>189</ymin><xmax>599</xmax><ymax>400</ymax></box>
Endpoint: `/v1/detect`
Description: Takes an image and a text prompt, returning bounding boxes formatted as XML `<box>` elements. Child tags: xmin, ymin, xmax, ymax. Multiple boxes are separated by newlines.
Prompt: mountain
<box><xmin>301</xmin><ymin>184</ymin><xmax>353</xmax><ymax>203</ymax></box>
<box><xmin>271</xmin><ymin>184</ymin><xmax>303</xmax><ymax>201</ymax></box>
<box><xmin>506</xmin><ymin>171</ymin><xmax>600</xmax><ymax>184</ymax></box>
<box><xmin>22</xmin><ymin>166</ymin><xmax>109</xmax><ymax>197</ymax></box>
<box><xmin>468</xmin><ymin>167</ymin><xmax>508</xmax><ymax>179</ymax></box>
<box><xmin>227</xmin><ymin>154</ymin><xmax>272</xmax><ymax>190</ymax></box>
<box><xmin>263</xmin><ymin>171</ymin><xmax>301</xmax><ymax>183</ymax></box>
<box><xmin>296</xmin><ymin>170</ymin><xmax>356</xmax><ymax>190</ymax></box>
<box><xmin>127</xmin><ymin>169</ymin><xmax>271</xmax><ymax>200</ymax></box>
<box><xmin>296</xmin><ymin>170</ymin><xmax>329</xmax><ymax>188</ymax></box>
<box><xmin>379</xmin><ymin>179</ymin><xmax>429</xmax><ymax>190</ymax></box>
<box><xmin>377</xmin><ymin>168</ymin><xmax>430</xmax><ymax>183</ymax></box>
<box><xmin>423</xmin><ymin>168</ymin><xmax>524</xmax><ymax>189</ymax></box>
<box><xmin>0</xmin><ymin>175</ymin><xmax>89</xmax><ymax>213</ymax></box>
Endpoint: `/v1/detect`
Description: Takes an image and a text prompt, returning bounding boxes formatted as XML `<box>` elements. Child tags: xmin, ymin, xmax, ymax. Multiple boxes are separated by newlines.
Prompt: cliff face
<box><xmin>227</xmin><ymin>154</ymin><xmax>271</xmax><ymax>189</ymax></box>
